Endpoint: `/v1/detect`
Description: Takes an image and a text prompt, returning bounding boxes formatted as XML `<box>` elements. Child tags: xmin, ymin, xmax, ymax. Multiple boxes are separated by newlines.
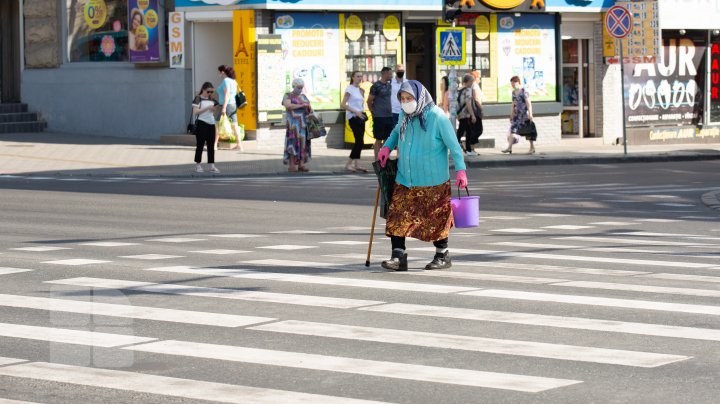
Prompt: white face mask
<box><xmin>401</xmin><ymin>100</ymin><xmax>417</xmax><ymax>114</ymax></box>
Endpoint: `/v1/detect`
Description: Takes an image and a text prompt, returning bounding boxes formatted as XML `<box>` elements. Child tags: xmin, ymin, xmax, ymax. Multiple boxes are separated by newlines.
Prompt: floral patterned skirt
<box><xmin>283</xmin><ymin>121</ymin><xmax>311</xmax><ymax>165</ymax></box>
<box><xmin>385</xmin><ymin>181</ymin><xmax>453</xmax><ymax>242</ymax></box>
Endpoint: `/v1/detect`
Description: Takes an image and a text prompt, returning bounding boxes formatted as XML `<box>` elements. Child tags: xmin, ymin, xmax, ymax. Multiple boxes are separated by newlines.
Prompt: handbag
<box><xmin>306</xmin><ymin>113</ymin><xmax>327</xmax><ymax>140</ymax></box>
<box><xmin>517</xmin><ymin>120</ymin><xmax>537</xmax><ymax>140</ymax></box>
<box><xmin>186</xmin><ymin>110</ymin><xmax>197</xmax><ymax>135</ymax></box>
<box><xmin>372</xmin><ymin>159</ymin><xmax>398</xmax><ymax>219</ymax></box>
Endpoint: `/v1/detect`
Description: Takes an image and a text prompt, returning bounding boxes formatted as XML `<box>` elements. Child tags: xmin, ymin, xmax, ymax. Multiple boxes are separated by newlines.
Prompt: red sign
<box><xmin>605</xmin><ymin>5</ymin><xmax>632</xmax><ymax>39</ymax></box>
<box><xmin>710</xmin><ymin>42</ymin><xmax>720</xmax><ymax>122</ymax></box>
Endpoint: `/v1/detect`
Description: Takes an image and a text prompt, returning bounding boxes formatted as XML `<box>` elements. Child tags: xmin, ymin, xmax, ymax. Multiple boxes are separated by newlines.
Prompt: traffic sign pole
<box><xmin>619</xmin><ymin>38</ymin><xmax>627</xmax><ymax>156</ymax></box>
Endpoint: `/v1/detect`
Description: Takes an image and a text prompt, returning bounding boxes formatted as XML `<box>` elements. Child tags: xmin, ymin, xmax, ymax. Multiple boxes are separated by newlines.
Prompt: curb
<box><xmin>464</xmin><ymin>152</ymin><xmax>720</xmax><ymax>169</ymax></box>
<box><xmin>701</xmin><ymin>190</ymin><xmax>720</xmax><ymax>212</ymax></box>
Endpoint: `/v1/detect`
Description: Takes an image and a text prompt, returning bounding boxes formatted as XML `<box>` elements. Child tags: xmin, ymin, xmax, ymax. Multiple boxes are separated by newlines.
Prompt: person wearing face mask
<box><xmin>502</xmin><ymin>75</ymin><xmax>535</xmax><ymax>154</ymax></box>
<box><xmin>376</xmin><ymin>80</ymin><xmax>468</xmax><ymax>271</ymax></box>
<box><xmin>390</xmin><ymin>64</ymin><xmax>408</xmax><ymax>126</ymax></box>
<box><xmin>282</xmin><ymin>78</ymin><xmax>313</xmax><ymax>172</ymax></box>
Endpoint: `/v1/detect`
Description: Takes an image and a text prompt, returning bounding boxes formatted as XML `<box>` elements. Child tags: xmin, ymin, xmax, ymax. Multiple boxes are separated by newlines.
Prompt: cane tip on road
<box><xmin>365</xmin><ymin>260</ymin><xmax>370</xmax><ymax>267</ymax></box>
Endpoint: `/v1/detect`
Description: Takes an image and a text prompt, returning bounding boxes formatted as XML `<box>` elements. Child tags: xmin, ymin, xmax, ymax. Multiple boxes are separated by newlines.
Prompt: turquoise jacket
<box><xmin>384</xmin><ymin>105</ymin><xmax>466</xmax><ymax>188</ymax></box>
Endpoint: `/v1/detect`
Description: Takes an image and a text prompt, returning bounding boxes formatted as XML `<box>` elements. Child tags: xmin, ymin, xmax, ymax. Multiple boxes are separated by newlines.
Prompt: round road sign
<box><xmin>605</xmin><ymin>5</ymin><xmax>632</xmax><ymax>39</ymax></box>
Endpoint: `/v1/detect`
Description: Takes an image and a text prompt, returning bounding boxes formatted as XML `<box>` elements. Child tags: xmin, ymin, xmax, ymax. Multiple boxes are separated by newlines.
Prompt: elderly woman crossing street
<box><xmin>376</xmin><ymin>80</ymin><xmax>468</xmax><ymax>271</ymax></box>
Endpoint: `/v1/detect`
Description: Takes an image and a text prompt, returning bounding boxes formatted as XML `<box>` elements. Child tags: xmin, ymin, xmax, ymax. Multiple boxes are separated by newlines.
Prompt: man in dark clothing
<box><xmin>367</xmin><ymin>66</ymin><xmax>394</xmax><ymax>158</ymax></box>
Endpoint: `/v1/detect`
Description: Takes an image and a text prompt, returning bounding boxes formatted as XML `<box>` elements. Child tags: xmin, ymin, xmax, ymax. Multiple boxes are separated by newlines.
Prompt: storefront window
<box><xmin>66</xmin><ymin>0</ymin><xmax>129</xmax><ymax>62</ymax></box>
<box><xmin>343</xmin><ymin>13</ymin><xmax>402</xmax><ymax>84</ymax></box>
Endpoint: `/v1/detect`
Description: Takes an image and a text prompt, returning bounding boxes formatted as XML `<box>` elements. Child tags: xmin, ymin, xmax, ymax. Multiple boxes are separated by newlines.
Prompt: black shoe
<box><xmin>381</xmin><ymin>250</ymin><xmax>408</xmax><ymax>271</ymax></box>
<box><xmin>425</xmin><ymin>251</ymin><xmax>451</xmax><ymax>270</ymax></box>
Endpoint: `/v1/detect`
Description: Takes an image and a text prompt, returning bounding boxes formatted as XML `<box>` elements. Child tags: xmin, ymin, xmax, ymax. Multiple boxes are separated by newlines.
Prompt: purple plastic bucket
<box><xmin>450</xmin><ymin>188</ymin><xmax>480</xmax><ymax>228</ymax></box>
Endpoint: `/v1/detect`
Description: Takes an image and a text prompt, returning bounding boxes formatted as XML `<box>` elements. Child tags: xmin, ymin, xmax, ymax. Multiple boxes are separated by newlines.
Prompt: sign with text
<box><xmin>128</xmin><ymin>0</ymin><xmax>161</xmax><ymax>62</ymax></box>
<box><xmin>623</xmin><ymin>32</ymin><xmax>706</xmax><ymax>128</ymax></box>
<box><xmin>257</xmin><ymin>35</ymin><xmax>285</xmax><ymax>123</ymax></box>
<box><xmin>604</xmin><ymin>1</ymin><xmax>659</xmax><ymax>60</ymax></box>
<box><xmin>233</xmin><ymin>10</ymin><xmax>257</xmax><ymax>131</ymax></box>
<box><xmin>710</xmin><ymin>39</ymin><xmax>720</xmax><ymax>123</ymax></box>
<box><xmin>168</xmin><ymin>12</ymin><xmax>184</xmax><ymax>68</ymax></box>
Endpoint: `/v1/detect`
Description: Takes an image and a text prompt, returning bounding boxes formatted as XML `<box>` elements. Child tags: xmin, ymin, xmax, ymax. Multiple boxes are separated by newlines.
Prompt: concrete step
<box><xmin>0</xmin><ymin>103</ymin><xmax>28</xmax><ymax>114</ymax></box>
<box><xmin>0</xmin><ymin>112</ymin><xmax>39</xmax><ymax>124</ymax></box>
<box><xmin>0</xmin><ymin>121</ymin><xmax>47</xmax><ymax>133</ymax></box>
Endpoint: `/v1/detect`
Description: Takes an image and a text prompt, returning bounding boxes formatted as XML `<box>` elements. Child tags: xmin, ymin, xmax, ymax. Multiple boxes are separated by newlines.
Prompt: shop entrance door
<box><xmin>0</xmin><ymin>0</ymin><xmax>22</xmax><ymax>102</ymax></box>
<box><xmin>405</xmin><ymin>24</ymin><xmax>436</xmax><ymax>98</ymax></box>
<box><xmin>561</xmin><ymin>39</ymin><xmax>593</xmax><ymax>137</ymax></box>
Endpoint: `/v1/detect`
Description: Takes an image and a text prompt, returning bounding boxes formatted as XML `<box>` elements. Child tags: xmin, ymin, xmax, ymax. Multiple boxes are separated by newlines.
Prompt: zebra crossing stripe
<box><xmin>0</xmin><ymin>293</ymin><xmax>275</xmax><ymax>327</ymax></box>
<box><xmin>0</xmin><ymin>397</ymin><xmax>38</xmax><ymax>404</ymax></box>
<box><xmin>46</xmin><ymin>277</ymin><xmax>384</xmax><ymax>309</ymax></box>
<box><xmin>417</xmin><ymin>247</ymin><xmax>716</xmax><ymax>268</ymax></box>
<box><xmin>142</xmin><ymin>266</ymin><xmax>480</xmax><ymax>294</ymax></box>
<box><xmin>125</xmin><ymin>340</ymin><xmax>582</xmax><ymax>392</ymax></box>
<box><xmin>406</xmin><ymin>270</ymin><xmax>562</xmax><ymax>284</ymax></box>
<box><xmin>0</xmin><ymin>362</ymin><xmax>387</xmax><ymax>404</ymax></box>
<box><xmin>613</xmin><ymin>231</ymin><xmax>720</xmax><ymax>242</ymax></box>
<box><xmin>249</xmin><ymin>320</ymin><xmax>689</xmax><ymax>368</ymax></box>
<box><xmin>462</xmin><ymin>289</ymin><xmax>720</xmax><ymax>316</ymax></box>
<box><xmin>360</xmin><ymin>303</ymin><xmax>720</xmax><ymax>341</ymax></box>
<box><xmin>558</xmin><ymin>236</ymin><xmax>713</xmax><ymax>247</ymax></box>
<box><xmin>641</xmin><ymin>273</ymin><xmax>720</xmax><ymax>283</ymax></box>
<box><xmin>452</xmin><ymin>261</ymin><xmax>649</xmax><ymax>277</ymax></box>
<box><xmin>552</xmin><ymin>281</ymin><xmax>720</xmax><ymax>298</ymax></box>
<box><xmin>0</xmin><ymin>357</ymin><xmax>26</xmax><ymax>366</ymax></box>
<box><xmin>0</xmin><ymin>267</ymin><xmax>33</xmax><ymax>276</ymax></box>
<box><xmin>0</xmin><ymin>322</ymin><xmax>155</xmax><ymax>347</ymax></box>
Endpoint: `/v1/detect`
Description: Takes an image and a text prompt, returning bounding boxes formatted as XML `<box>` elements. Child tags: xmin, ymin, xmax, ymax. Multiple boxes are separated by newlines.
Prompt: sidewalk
<box><xmin>2</xmin><ymin>131</ymin><xmax>720</xmax><ymax>178</ymax></box>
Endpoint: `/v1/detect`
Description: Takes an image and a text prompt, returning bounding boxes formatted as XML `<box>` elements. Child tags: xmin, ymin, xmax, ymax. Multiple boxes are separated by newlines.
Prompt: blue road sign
<box><xmin>437</xmin><ymin>28</ymin><xmax>465</xmax><ymax>65</ymax></box>
<box><xmin>605</xmin><ymin>5</ymin><xmax>632</xmax><ymax>39</ymax></box>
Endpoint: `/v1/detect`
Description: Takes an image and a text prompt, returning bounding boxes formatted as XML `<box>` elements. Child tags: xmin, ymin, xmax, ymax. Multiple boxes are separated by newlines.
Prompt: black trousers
<box><xmin>391</xmin><ymin>236</ymin><xmax>448</xmax><ymax>251</ymax></box>
<box><xmin>348</xmin><ymin>116</ymin><xmax>365</xmax><ymax>159</ymax></box>
<box><xmin>194</xmin><ymin>120</ymin><xmax>216</xmax><ymax>164</ymax></box>
<box><xmin>457</xmin><ymin>118</ymin><xmax>482</xmax><ymax>152</ymax></box>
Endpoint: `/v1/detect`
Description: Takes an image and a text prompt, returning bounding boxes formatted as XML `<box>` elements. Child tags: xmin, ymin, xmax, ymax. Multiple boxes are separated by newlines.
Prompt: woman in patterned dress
<box><xmin>376</xmin><ymin>80</ymin><xmax>468</xmax><ymax>271</ymax></box>
<box><xmin>282</xmin><ymin>78</ymin><xmax>312</xmax><ymax>172</ymax></box>
<box><xmin>502</xmin><ymin>75</ymin><xmax>535</xmax><ymax>155</ymax></box>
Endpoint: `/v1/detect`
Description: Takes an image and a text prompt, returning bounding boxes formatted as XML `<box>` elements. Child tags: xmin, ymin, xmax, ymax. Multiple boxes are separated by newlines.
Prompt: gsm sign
<box><xmin>481</xmin><ymin>0</ymin><xmax>545</xmax><ymax>8</ymax></box>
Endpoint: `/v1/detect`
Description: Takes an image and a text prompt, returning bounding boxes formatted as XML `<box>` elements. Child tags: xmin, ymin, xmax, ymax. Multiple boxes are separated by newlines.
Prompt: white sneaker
<box><xmin>194</xmin><ymin>165</ymin><xmax>204</xmax><ymax>173</ymax></box>
<box><xmin>209</xmin><ymin>167</ymin><xmax>220</xmax><ymax>174</ymax></box>
<box><xmin>466</xmin><ymin>151</ymin><xmax>477</xmax><ymax>156</ymax></box>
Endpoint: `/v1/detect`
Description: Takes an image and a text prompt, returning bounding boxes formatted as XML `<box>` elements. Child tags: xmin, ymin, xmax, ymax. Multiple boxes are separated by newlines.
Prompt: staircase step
<box><xmin>0</xmin><ymin>121</ymin><xmax>47</xmax><ymax>133</ymax></box>
<box><xmin>0</xmin><ymin>103</ymin><xmax>28</xmax><ymax>114</ymax></box>
<box><xmin>0</xmin><ymin>112</ymin><xmax>39</xmax><ymax>124</ymax></box>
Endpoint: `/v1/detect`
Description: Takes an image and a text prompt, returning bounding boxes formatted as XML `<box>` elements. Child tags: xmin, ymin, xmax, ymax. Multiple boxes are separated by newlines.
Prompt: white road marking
<box><xmin>452</xmin><ymin>260</ymin><xmax>649</xmax><ymax>277</ymax></box>
<box><xmin>462</xmin><ymin>289</ymin><xmax>720</xmax><ymax>316</ymax></box>
<box><xmin>558</xmin><ymin>236</ymin><xmax>713</xmax><ymax>247</ymax></box>
<box><xmin>142</xmin><ymin>266</ymin><xmax>479</xmax><ymax>294</ymax></box>
<box><xmin>415</xmin><ymin>247</ymin><xmax>715</xmax><ymax>269</ymax></box>
<box><xmin>490</xmin><ymin>242</ymin><xmax>664</xmax><ymax>254</ymax></box>
<box><xmin>481</xmin><ymin>216</ymin><xmax>525</xmax><ymax>220</ymax></box>
<box><xmin>208</xmin><ymin>234</ymin><xmax>265</xmax><ymax>238</ymax></box>
<box><xmin>257</xmin><ymin>245</ymin><xmax>318</xmax><ymax>250</ymax></box>
<box><xmin>189</xmin><ymin>249</ymin><xmax>251</xmax><ymax>255</ymax></box>
<box><xmin>46</xmin><ymin>277</ymin><xmax>384</xmax><ymax>309</ymax></box>
<box><xmin>0</xmin><ymin>267</ymin><xmax>33</xmax><ymax>275</ymax></box>
<box><xmin>320</xmin><ymin>241</ymin><xmax>373</xmax><ymax>245</ymax></box>
<box><xmin>269</xmin><ymin>230</ymin><xmax>329</xmax><ymax>234</ymax></box>
<box><xmin>80</xmin><ymin>242</ymin><xmax>140</xmax><ymax>247</ymax></box>
<box><xmin>554</xmin><ymin>281</ymin><xmax>720</xmax><ymax>298</ymax></box>
<box><xmin>491</xmin><ymin>228</ymin><xmax>545</xmax><ymax>233</ymax></box>
<box><xmin>126</xmin><ymin>340</ymin><xmax>582</xmax><ymax>393</ymax></box>
<box><xmin>589</xmin><ymin>221</ymin><xmax>636</xmax><ymax>226</ymax></box>
<box><xmin>42</xmin><ymin>259</ymin><xmax>111</xmax><ymax>266</ymax></box>
<box><xmin>360</xmin><ymin>303</ymin><xmax>720</xmax><ymax>341</ymax></box>
<box><xmin>250</xmin><ymin>320</ymin><xmax>689</xmax><ymax>368</ymax></box>
<box><xmin>542</xmin><ymin>225</ymin><xmax>594</xmax><ymax>230</ymax></box>
<box><xmin>11</xmin><ymin>246</ymin><xmax>71</xmax><ymax>252</ymax></box>
<box><xmin>529</xmin><ymin>213</ymin><xmax>574</xmax><ymax>217</ymax></box>
<box><xmin>0</xmin><ymin>322</ymin><xmax>155</xmax><ymax>347</ymax></box>
<box><xmin>635</xmin><ymin>219</ymin><xmax>680</xmax><ymax>222</ymax></box>
<box><xmin>406</xmin><ymin>270</ymin><xmax>563</xmax><ymax>284</ymax></box>
<box><xmin>119</xmin><ymin>254</ymin><xmax>184</xmax><ymax>260</ymax></box>
<box><xmin>640</xmin><ymin>273</ymin><xmax>720</xmax><ymax>283</ymax></box>
<box><xmin>0</xmin><ymin>362</ymin><xmax>384</xmax><ymax>404</ymax></box>
<box><xmin>146</xmin><ymin>238</ymin><xmax>206</xmax><ymax>243</ymax></box>
<box><xmin>0</xmin><ymin>293</ymin><xmax>274</xmax><ymax>327</ymax></box>
<box><xmin>0</xmin><ymin>357</ymin><xmax>26</xmax><ymax>366</ymax></box>
<box><xmin>242</xmin><ymin>259</ymin><xmax>343</xmax><ymax>268</ymax></box>
<box><xmin>612</xmin><ymin>231</ymin><xmax>720</xmax><ymax>241</ymax></box>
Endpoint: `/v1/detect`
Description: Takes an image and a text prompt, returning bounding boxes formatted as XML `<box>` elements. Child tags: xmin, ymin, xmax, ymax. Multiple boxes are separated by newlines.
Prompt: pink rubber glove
<box><xmin>455</xmin><ymin>170</ymin><xmax>468</xmax><ymax>189</ymax></box>
<box><xmin>377</xmin><ymin>147</ymin><xmax>391</xmax><ymax>168</ymax></box>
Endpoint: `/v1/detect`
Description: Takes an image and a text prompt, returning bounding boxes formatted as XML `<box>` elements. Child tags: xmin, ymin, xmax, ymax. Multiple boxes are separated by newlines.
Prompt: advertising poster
<box><xmin>275</xmin><ymin>13</ymin><xmax>341</xmax><ymax>110</ymax></box>
<box><xmin>496</xmin><ymin>13</ymin><xmax>556</xmax><ymax>103</ymax></box>
<box><xmin>168</xmin><ymin>12</ymin><xmax>184</xmax><ymax>68</ymax></box>
<box><xmin>233</xmin><ymin>10</ymin><xmax>257</xmax><ymax>131</ymax></box>
<box><xmin>257</xmin><ymin>35</ymin><xmax>286</xmax><ymax>123</ymax></box>
<box><xmin>710</xmin><ymin>38</ymin><xmax>720</xmax><ymax>123</ymax></box>
<box><xmin>128</xmin><ymin>0</ymin><xmax>161</xmax><ymax>62</ymax></box>
<box><xmin>623</xmin><ymin>32</ymin><xmax>706</xmax><ymax>128</ymax></box>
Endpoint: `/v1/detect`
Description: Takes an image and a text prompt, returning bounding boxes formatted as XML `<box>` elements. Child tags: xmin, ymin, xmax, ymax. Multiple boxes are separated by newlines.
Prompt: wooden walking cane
<box><xmin>365</xmin><ymin>185</ymin><xmax>381</xmax><ymax>267</ymax></box>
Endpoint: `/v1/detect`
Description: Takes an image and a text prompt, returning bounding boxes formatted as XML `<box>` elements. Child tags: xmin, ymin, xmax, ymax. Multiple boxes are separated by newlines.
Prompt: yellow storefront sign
<box><xmin>233</xmin><ymin>10</ymin><xmax>257</xmax><ymax>131</ymax></box>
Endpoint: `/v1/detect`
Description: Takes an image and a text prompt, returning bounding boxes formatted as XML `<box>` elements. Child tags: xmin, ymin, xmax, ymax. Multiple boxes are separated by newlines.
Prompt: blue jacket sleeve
<box><xmin>437</xmin><ymin>108</ymin><xmax>466</xmax><ymax>171</ymax></box>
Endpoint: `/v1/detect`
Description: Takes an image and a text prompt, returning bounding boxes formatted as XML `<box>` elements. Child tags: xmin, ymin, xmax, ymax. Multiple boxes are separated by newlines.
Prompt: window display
<box><xmin>342</xmin><ymin>13</ymin><xmax>402</xmax><ymax>84</ymax></box>
<box><xmin>66</xmin><ymin>0</ymin><xmax>129</xmax><ymax>62</ymax></box>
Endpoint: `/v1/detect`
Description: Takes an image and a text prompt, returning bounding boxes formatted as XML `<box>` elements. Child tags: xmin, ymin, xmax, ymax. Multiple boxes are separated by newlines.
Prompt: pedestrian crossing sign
<box><xmin>437</xmin><ymin>27</ymin><xmax>466</xmax><ymax>65</ymax></box>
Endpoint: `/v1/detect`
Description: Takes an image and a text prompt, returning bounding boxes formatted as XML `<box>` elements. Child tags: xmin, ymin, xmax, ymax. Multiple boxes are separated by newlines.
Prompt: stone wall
<box><xmin>24</xmin><ymin>0</ymin><xmax>60</xmax><ymax>68</ymax></box>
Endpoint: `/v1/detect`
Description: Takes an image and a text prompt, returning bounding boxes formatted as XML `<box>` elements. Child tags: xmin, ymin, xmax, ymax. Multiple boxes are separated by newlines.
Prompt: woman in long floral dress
<box><xmin>281</xmin><ymin>78</ymin><xmax>312</xmax><ymax>172</ymax></box>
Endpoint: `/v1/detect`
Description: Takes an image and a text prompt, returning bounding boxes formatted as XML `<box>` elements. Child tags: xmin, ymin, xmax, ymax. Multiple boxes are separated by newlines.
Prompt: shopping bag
<box><xmin>306</xmin><ymin>114</ymin><xmax>327</xmax><ymax>140</ymax></box>
<box><xmin>235</xmin><ymin>123</ymin><xmax>245</xmax><ymax>142</ymax></box>
<box><xmin>372</xmin><ymin>159</ymin><xmax>398</xmax><ymax>219</ymax></box>
<box><xmin>217</xmin><ymin>115</ymin><xmax>236</xmax><ymax>142</ymax></box>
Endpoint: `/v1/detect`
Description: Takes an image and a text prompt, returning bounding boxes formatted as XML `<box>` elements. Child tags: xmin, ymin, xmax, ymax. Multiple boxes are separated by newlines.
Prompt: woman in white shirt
<box><xmin>191</xmin><ymin>82</ymin><xmax>220</xmax><ymax>173</ymax></box>
<box><xmin>340</xmin><ymin>71</ymin><xmax>368</xmax><ymax>173</ymax></box>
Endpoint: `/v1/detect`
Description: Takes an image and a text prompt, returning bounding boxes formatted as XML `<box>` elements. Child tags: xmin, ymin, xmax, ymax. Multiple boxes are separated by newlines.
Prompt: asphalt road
<box><xmin>0</xmin><ymin>160</ymin><xmax>719</xmax><ymax>403</ymax></box>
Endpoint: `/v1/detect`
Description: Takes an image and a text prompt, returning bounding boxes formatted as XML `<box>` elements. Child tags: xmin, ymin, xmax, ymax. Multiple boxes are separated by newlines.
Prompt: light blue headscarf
<box><xmin>397</xmin><ymin>80</ymin><xmax>435</xmax><ymax>140</ymax></box>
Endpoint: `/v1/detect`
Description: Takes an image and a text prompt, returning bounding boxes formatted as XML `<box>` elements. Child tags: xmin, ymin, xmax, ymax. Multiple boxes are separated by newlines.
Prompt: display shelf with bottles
<box><xmin>343</xmin><ymin>13</ymin><xmax>401</xmax><ymax>82</ymax></box>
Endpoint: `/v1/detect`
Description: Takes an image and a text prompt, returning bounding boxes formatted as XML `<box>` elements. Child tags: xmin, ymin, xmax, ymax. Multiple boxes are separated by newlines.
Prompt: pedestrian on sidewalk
<box><xmin>282</xmin><ymin>78</ymin><xmax>312</xmax><ymax>172</ymax></box>
<box><xmin>439</xmin><ymin>76</ymin><xmax>450</xmax><ymax>117</ymax></box>
<box><xmin>367</xmin><ymin>67</ymin><xmax>394</xmax><ymax>158</ymax></box>
<box><xmin>216</xmin><ymin>65</ymin><xmax>242</xmax><ymax>150</ymax></box>
<box><xmin>341</xmin><ymin>71</ymin><xmax>369</xmax><ymax>173</ymax></box>
<box><xmin>456</xmin><ymin>73</ymin><xmax>483</xmax><ymax>156</ymax></box>
<box><xmin>502</xmin><ymin>75</ymin><xmax>535</xmax><ymax>154</ymax></box>
<box><xmin>191</xmin><ymin>82</ymin><xmax>220</xmax><ymax>173</ymax></box>
<box><xmin>390</xmin><ymin>64</ymin><xmax>408</xmax><ymax>126</ymax></box>
<box><xmin>376</xmin><ymin>80</ymin><xmax>468</xmax><ymax>271</ymax></box>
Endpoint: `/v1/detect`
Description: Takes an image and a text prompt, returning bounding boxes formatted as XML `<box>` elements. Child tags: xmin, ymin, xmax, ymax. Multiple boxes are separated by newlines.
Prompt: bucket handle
<box><xmin>455</xmin><ymin>186</ymin><xmax>471</xmax><ymax>198</ymax></box>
